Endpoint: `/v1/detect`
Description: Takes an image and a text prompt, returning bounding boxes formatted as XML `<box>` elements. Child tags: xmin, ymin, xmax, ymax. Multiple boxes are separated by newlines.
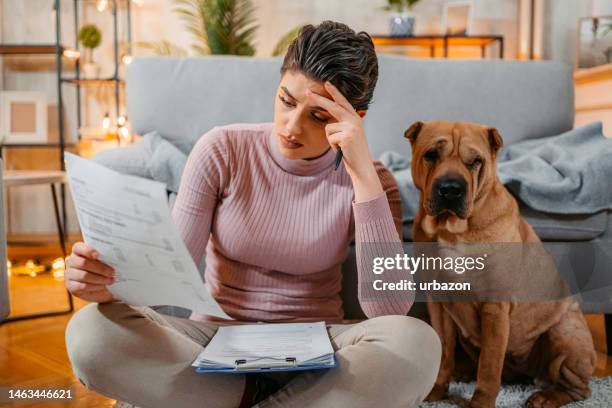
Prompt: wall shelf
<box><xmin>0</xmin><ymin>44</ymin><xmax>64</xmax><ymax>55</ymax></box>
<box><xmin>0</xmin><ymin>0</ymin><xmax>133</xmax><ymax>249</ymax></box>
<box><xmin>574</xmin><ymin>63</ymin><xmax>612</xmax><ymax>85</ymax></box>
<box><xmin>1</xmin><ymin>143</ymin><xmax>78</xmax><ymax>148</ymax></box>
<box><xmin>60</xmin><ymin>77</ymin><xmax>125</xmax><ymax>86</ymax></box>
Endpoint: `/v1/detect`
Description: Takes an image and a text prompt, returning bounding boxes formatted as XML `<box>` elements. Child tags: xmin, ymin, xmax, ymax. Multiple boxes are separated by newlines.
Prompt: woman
<box><xmin>64</xmin><ymin>21</ymin><xmax>441</xmax><ymax>408</ymax></box>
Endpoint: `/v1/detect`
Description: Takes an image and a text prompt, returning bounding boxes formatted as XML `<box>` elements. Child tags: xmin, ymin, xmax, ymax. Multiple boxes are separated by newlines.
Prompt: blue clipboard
<box><xmin>195</xmin><ymin>354</ymin><xmax>338</xmax><ymax>374</ymax></box>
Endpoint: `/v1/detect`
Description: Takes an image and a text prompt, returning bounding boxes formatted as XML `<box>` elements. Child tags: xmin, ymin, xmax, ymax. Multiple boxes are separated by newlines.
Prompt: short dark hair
<box><xmin>280</xmin><ymin>21</ymin><xmax>379</xmax><ymax>111</ymax></box>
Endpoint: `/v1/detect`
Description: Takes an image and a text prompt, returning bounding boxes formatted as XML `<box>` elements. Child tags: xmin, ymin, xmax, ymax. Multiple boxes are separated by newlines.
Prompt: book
<box><xmin>192</xmin><ymin>321</ymin><xmax>337</xmax><ymax>374</ymax></box>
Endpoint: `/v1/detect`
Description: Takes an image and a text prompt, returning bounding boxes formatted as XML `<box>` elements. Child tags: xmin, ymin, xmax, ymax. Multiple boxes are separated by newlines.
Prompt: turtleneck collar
<box><xmin>266</xmin><ymin>125</ymin><xmax>336</xmax><ymax>176</ymax></box>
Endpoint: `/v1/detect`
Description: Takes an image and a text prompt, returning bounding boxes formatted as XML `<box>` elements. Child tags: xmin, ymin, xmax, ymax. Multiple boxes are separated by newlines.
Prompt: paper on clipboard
<box><xmin>64</xmin><ymin>152</ymin><xmax>231</xmax><ymax>320</ymax></box>
<box><xmin>192</xmin><ymin>321</ymin><xmax>336</xmax><ymax>372</ymax></box>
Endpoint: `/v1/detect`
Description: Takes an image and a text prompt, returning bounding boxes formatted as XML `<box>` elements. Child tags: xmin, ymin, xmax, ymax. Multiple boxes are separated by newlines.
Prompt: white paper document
<box><xmin>65</xmin><ymin>152</ymin><xmax>231</xmax><ymax>319</ymax></box>
<box><xmin>192</xmin><ymin>322</ymin><xmax>336</xmax><ymax>371</ymax></box>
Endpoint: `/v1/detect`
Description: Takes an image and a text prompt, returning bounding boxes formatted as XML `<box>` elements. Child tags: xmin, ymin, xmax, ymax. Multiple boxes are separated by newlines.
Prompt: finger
<box><xmin>306</xmin><ymin>90</ymin><xmax>351</xmax><ymax>122</ymax></box>
<box><xmin>326</xmin><ymin>132</ymin><xmax>345</xmax><ymax>151</ymax></box>
<box><xmin>72</xmin><ymin>242</ymin><xmax>100</xmax><ymax>260</ymax></box>
<box><xmin>80</xmin><ymin>288</ymin><xmax>115</xmax><ymax>303</ymax></box>
<box><xmin>325</xmin><ymin>122</ymin><xmax>345</xmax><ymax>136</ymax></box>
<box><xmin>67</xmin><ymin>267</ymin><xmax>114</xmax><ymax>285</ymax></box>
<box><xmin>66</xmin><ymin>280</ymin><xmax>108</xmax><ymax>294</ymax></box>
<box><xmin>324</xmin><ymin>81</ymin><xmax>356</xmax><ymax>113</ymax></box>
<box><xmin>67</xmin><ymin>254</ymin><xmax>115</xmax><ymax>278</ymax></box>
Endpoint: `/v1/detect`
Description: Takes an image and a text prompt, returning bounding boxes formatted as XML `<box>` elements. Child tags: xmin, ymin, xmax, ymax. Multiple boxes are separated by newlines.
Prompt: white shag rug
<box><xmin>113</xmin><ymin>377</ymin><xmax>612</xmax><ymax>407</ymax></box>
<box><xmin>418</xmin><ymin>377</ymin><xmax>612</xmax><ymax>407</ymax></box>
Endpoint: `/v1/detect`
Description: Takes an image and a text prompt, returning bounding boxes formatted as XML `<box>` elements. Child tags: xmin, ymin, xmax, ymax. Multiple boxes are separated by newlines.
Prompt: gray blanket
<box><xmin>379</xmin><ymin>122</ymin><xmax>612</xmax><ymax>222</ymax></box>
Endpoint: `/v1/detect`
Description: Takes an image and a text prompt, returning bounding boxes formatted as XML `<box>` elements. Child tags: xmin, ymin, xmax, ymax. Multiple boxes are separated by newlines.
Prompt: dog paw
<box><xmin>455</xmin><ymin>398</ymin><xmax>492</xmax><ymax>408</ymax></box>
<box><xmin>525</xmin><ymin>391</ymin><xmax>562</xmax><ymax>408</ymax></box>
<box><xmin>468</xmin><ymin>390</ymin><xmax>496</xmax><ymax>408</ymax></box>
<box><xmin>425</xmin><ymin>383</ymin><xmax>448</xmax><ymax>401</ymax></box>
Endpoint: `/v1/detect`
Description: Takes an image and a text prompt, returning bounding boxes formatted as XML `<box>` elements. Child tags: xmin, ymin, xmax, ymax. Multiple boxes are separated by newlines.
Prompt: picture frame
<box><xmin>577</xmin><ymin>15</ymin><xmax>612</xmax><ymax>69</ymax></box>
<box><xmin>0</xmin><ymin>91</ymin><xmax>48</xmax><ymax>145</ymax></box>
<box><xmin>441</xmin><ymin>0</ymin><xmax>473</xmax><ymax>36</ymax></box>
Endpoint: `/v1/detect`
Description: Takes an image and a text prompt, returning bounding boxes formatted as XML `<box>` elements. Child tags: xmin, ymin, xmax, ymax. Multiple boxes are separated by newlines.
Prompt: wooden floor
<box><xmin>1</xmin><ymin>244</ymin><xmax>612</xmax><ymax>407</ymax></box>
<box><xmin>1</xmin><ymin>242</ymin><xmax>116</xmax><ymax>407</ymax></box>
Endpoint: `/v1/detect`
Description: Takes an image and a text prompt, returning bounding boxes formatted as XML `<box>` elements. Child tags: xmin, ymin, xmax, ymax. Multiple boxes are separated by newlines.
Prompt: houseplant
<box><xmin>173</xmin><ymin>0</ymin><xmax>258</xmax><ymax>55</ymax></box>
<box><xmin>383</xmin><ymin>0</ymin><xmax>420</xmax><ymax>37</ymax></box>
<box><xmin>78</xmin><ymin>24</ymin><xmax>102</xmax><ymax>78</ymax></box>
<box><xmin>136</xmin><ymin>0</ymin><xmax>301</xmax><ymax>57</ymax></box>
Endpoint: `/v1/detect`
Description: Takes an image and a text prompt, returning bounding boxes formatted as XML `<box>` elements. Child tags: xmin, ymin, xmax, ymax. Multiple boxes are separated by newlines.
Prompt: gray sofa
<box><xmin>95</xmin><ymin>55</ymin><xmax>611</xmax><ymax>330</ymax></box>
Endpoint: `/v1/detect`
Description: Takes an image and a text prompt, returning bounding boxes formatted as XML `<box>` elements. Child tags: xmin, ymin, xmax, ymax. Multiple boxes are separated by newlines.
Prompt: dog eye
<box><xmin>469</xmin><ymin>157</ymin><xmax>483</xmax><ymax>171</ymax></box>
<box><xmin>424</xmin><ymin>149</ymin><xmax>439</xmax><ymax>162</ymax></box>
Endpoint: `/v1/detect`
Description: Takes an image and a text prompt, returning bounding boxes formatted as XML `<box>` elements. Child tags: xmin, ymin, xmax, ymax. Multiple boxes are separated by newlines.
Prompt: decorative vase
<box><xmin>82</xmin><ymin>62</ymin><xmax>100</xmax><ymax>79</ymax></box>
<box><xmin>82</xmin><ymin>48</ymin><xmax>100</xmax><ymax>79</ymax></box>
<box><xmin>389</xmin><ymin>11</ymin><xmax>415</xmax><ymax>37</ymax></box>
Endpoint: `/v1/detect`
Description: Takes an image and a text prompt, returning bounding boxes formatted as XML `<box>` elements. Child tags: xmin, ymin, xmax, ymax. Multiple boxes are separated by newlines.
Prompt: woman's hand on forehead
<box><xmin>306</xmin><ymin>82</ymin><xmax>381</xmax><ymax>201</ymax></box>
<box><xmin>306</xmin><ymin>82</ymin><xmax>358</xmax><ymax>122</ymax></box>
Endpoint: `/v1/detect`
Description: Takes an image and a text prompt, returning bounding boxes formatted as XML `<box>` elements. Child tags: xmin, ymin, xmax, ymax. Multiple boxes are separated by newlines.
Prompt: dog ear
<box><xmin>404</xmin><ymin>121</ymin><xmax>424</xmax><ymax>144</ymax></box>
<box><xmin>488</xmin><ymin>127</ymin><xmax>503</xmax><ymax>153</ymax></box>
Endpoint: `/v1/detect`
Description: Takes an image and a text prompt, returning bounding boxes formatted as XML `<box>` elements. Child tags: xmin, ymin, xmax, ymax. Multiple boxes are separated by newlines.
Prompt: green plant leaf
<box><xmin>173</xmin><ymin>0</ymin><xmax>210</xmax><ymax>54</ymax></box>
<box><xmin>170</xmin><ymin>0</ymin><xmax>258</xmax><ymax>56</ymax></box>
<box><xmin>134</xmin><ymin>40</ymin><xmax>188</xmax><ymax>56</ymax></box>
<box><xmin>382</xmin><ymin>0</ymin><xmax>420</xmax><ymax>12</ymax></box>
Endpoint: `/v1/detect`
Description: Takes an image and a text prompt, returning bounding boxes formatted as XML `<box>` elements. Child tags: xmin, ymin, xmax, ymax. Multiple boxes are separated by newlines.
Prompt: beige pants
<box><xmin>65</xmin><ymin>302</ymin><xmax>441</xmax><ymax>408</ymax></box>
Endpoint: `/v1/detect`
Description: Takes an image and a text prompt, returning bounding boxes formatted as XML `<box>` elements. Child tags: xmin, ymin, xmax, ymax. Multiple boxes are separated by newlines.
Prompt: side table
<box><xmin>371</xmin><ymin>34</ymin><xmax>505</xmax><ymax>59</ymax></box>
<box><xmin>0</xmin><ymin>169</ymin><xmax>74</xmax><ymax>323</ymax></box>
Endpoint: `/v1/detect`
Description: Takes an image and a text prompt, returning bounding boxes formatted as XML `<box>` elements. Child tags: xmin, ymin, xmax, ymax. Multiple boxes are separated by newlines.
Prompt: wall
<box><xmin>132</xmin><ymin>0</ymin><xmax>518</xmax><ymax>58</ymax></box>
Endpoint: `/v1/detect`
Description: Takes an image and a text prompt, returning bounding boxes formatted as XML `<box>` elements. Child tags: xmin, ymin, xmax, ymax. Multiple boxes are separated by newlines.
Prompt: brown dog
<box><xmin>405</xmin><ymin>121</ymin><xmax>596</xmax><ymax>408</ymax></box>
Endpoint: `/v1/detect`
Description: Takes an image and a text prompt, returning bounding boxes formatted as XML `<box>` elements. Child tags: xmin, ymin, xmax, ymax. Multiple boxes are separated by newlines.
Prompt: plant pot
<box><xmin>389</xmin><ymin>11</ymin><xmax>415</xmax><ymax>37</ymax></box>
<box><xmin>82</xmin><ymin>62</ymin><xmax>100</xmax><ymax>79</ymax></box>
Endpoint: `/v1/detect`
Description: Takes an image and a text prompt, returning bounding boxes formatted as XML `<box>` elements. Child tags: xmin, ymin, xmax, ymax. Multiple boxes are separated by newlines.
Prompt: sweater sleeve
<box><xmin>171</xmin><ymin>127</ymin><xmax>230</xmax><ymax>267</ymax></box>
<box><xmin>352</xmin><ymin>161</ymin><xmax>414</xmax><ymax>318</ymax></box>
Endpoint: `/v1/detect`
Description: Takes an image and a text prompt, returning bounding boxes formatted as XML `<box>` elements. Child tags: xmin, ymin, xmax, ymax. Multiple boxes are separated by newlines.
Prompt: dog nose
<box><xmin>436</xmin><ymin>178</ymin><xmax>466</xmax><ymax>200</ymax></box>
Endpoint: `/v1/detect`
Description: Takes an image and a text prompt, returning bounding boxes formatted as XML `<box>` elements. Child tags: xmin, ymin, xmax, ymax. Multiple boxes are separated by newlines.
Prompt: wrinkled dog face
<box><xmin>405</xmin><ymin>121</ymin><xmax>503</xmax><ymax>220</ymax></box>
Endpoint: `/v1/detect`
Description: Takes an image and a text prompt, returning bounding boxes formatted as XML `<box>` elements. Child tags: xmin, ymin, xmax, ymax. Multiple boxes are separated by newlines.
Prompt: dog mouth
<box><xmin>427</xmin><ymin>207</ymin><xmax>469</xmax><ymax>221</ymax></box>
<box><xmin>435</xmin><ymin>208</ymin><xmax>461</xmax><ymax>218</ymax></box>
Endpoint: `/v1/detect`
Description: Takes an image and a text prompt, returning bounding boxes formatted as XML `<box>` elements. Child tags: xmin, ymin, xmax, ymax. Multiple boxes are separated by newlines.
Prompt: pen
<box><xmin>334</xmin><ymin>148</ymin><xmax>343</xmax><ymax>171</ymax></box>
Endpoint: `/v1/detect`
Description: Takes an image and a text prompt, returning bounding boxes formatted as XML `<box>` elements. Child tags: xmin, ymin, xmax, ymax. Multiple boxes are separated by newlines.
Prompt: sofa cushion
<box><xmin>127</xmin><ymin>56</ymin><xmax>281</xmax><ymax>154</ymax></box>
<box><xmin>91</xmin><ymin>135</ymin><xmax>154</xmax><ymax>178</ymax></box>
<box><xmin>364</xmin><ymin>57</ymin><xmax>574</xmax><ymax>158</ymax></box>
<box><xmin>127</xmin><ymin>56</ymin><xmax>574</xmax><ymax>157</ymax></box>
<box><xmin>518</xmin><ymin>203</ymin><xmax>608</xmax><ymax>241</ymax></box>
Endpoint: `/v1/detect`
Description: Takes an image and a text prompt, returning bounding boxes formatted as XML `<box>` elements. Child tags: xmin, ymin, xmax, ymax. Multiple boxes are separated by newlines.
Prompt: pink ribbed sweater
<box><xmin>171</xmin><ymin>122</ymin><xmax>413</xmax><ymax>323</ymax></box>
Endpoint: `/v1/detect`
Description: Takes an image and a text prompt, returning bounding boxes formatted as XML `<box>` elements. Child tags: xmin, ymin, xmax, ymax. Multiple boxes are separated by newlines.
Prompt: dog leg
<box><xmin>453</xmin><ymin>338</ymin><xmax>478</xmax><ymax>382</ymax></box>
<box><xmin>470</xmin><ymin>303</ymin><xmax>511</xmax><ymax>408</ymax></box>
<box><xmin>525</xmin><ymin>307</ymin><xmax>596</xmax><ymax>408</ymax></box>
<box><xmin>425</xmin><ymin>302</ymin><xmax>457</xmax><ymax>401</ymax></box>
